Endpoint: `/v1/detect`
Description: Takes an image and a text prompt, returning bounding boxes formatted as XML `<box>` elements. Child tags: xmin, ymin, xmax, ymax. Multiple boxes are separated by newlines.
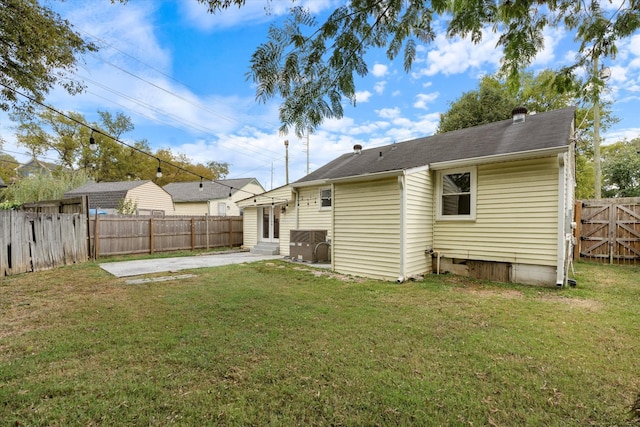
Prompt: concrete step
<box><xmin>250</xmin><ymin>242</ymin><xmax>280</xmax><ymax>255</ymax></box>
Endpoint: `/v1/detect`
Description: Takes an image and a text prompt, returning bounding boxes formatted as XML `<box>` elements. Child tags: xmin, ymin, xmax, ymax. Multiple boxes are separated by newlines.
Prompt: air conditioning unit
<box><xmin>289</xmin><ymin>229</ymin><xmax>330</xmax><ymax>262</ymax></box>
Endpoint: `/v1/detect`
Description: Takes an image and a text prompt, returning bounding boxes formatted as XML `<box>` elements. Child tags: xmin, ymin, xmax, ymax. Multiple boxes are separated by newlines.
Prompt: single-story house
<box><xmin>163</xmin><ymin>178</ymin><xmax>264</xmax><ymax>216</ymax></box>
<box><xmin>64</xmin><ymin>180</ymin><xmax>175</xmax><ymax>215</ymax></box>
<box><xmin>15</xmin><ymin>157</ymin><xmax>61</xmax><ymax>177</ymax></box>
<box><xmin>238</xmin><ymin>107</ymin><xmax>576</xmax><ymax>286</ymax></box>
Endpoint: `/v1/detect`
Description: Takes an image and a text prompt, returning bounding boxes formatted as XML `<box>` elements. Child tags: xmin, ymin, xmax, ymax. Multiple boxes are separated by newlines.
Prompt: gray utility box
<box><xmin>289</xmin><ymin>230</ymin><xmax>329</xmax><ymax>262</ymax></box>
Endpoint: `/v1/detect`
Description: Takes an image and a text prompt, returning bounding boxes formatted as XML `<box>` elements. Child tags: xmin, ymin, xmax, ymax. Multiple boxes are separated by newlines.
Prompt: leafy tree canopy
<box><xmin>12</xmin><ymin>108</ymin><xmax>229</xmax><ymax>184</ymax></box>
<box><xmin>602</xmin><ymin>138</ymin><xmax>640</xmax><ymax>198</ymax></box>
<box><xmin>190</xmin><ymin>0</ymin><xmax>639</xmax><ymax>136</ymax></box>
<box><xmin>436</xmin><ymin>69</ymin><xmax>619</xmax><ymax>199</ymax></box>
<box><xmin>0</xmin><ymin>0</ymin><xmax>96</xmax><ymax>114</ymax></box>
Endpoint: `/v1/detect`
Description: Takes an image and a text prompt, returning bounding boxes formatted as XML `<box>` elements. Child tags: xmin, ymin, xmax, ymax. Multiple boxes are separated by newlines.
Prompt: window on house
<box><xmin>437</xmin><ymin>167</ymin><xmax>476</xmax><ymax>220</ymax></box>
<box><xmin>319</xmin><ymin>188</ymin><xmax>332</xmax><ymax>209</ymax></box>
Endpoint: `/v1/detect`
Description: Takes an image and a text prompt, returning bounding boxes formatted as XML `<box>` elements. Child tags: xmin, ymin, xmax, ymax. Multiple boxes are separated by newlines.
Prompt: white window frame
<box><xmin>435</xmin><ymin>166</ymin><xmax>477</xmax><ymax>221</ymax></box>
<box><xmin>319</xmin><ymin>187</ymin><xmax>332</xmax><ymax>211</ymax></box>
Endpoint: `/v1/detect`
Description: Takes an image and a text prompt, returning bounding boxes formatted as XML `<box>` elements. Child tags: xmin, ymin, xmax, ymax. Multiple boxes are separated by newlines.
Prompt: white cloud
<box><xmin>374</xmin><ymin>81</ymin><xmax>387</xmax><ymax>95</ymax></box>
<box><xmin>531</xmin><ymin>27</ymin><xmax>567</xmax><ymax>67</ymax></box>
<box><xmin>412</xmin><ymin>28</ymin><xmax>502</xmax><ymax>78</ymax></box>
<box><xmin>372</xmin><ymin>63</ymin><xmax>389</xmax><ymax>77</ymax></box>
<box><xmin>376</xmin><ymin>107</ymin><xmax>401</xmax><ymax>119</ymax></box>
<box><xmin>413</xmin><ymin>92</ymin><xmax>439</xmax><ymax>110</ymax></box>
<box><xmin>355</xmin><ymin>91</ymin><xmax>373</xmax><ymax>103</ymax></box>
<box><xmin>179</xmin><ymin>0</ymin><xmax>336</xmax><ymax>31</ymax></box>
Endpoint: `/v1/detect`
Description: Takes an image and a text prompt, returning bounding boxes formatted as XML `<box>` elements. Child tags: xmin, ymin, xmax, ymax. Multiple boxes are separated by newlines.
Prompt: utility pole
<box><xmin>306</xmin><ymin>132</ymin><xmax>310</xmax><ymax>175</ymax></box>
<box><xmin>593</xmin><ymin>55</ymin><xmax>602</xmax><ymax>199</ymax></box>
<box><xmin>284</xmin><ymin>139</ymin><xmax>289</xmax><ymax>185</ymax></box>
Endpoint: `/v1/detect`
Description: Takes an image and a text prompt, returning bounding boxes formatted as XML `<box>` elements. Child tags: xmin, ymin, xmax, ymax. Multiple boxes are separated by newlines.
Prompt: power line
<box><xmin>0</xmin><ymin>82</ymin><xmax>269</xmax><ymax>198</ymax></box>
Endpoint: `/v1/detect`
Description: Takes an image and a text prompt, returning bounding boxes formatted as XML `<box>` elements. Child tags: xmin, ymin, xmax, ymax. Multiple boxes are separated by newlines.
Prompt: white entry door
<box><xmin>259</xmin><ymin>206</ymin><xmax>280</xmax><ymax>242</ymax></box>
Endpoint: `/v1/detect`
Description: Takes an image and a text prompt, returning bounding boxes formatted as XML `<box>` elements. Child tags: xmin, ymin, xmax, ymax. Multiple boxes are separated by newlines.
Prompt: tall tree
<box><xmin>0</xmin><ymin>169</ymin><xmax>91</xmax><ymax>207</ymax></box>
<box><xmin>437</xmin><ymin>76</ymin><xmax>514</xmax><ymax>133</ymax></box>
<box><xmin>236</xmin><ymin>0</ymin><xmax>639</xmax><ymax>136</ymax></box>
<box><xmin>0</xmin><ymin>0</ymin><xmax>96</xmax><ymax>114</ymax></box>
<box><xmin>13</xmin><ymin>108</ymin><xmax>230</xmax><ymax>183</ymax></box>
<box><xmin>435</xmin><ymin>70</ymin><xmax>617</xmax><ymax>199</ymax></box>
<box><xmin>0</xmin><ymin>152</ymin><xmax>19</xmax><ymax>185</ymax></box>
<box><xmin>601</xmin><ymin>138</ymin><xmax>640</xmax><ymax>198</ymax></box>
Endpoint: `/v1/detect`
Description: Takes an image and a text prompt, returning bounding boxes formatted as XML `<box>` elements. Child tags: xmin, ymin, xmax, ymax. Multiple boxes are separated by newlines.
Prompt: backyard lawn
<box><xmin>1</xmin><ymin>258</ymin><xmax>639</xmax><ymax>426</ymax></box>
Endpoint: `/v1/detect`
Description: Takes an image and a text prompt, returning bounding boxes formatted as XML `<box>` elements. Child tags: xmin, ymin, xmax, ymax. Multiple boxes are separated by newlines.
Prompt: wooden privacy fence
<box><xmin>575</xmin><ymin>198</ymin><xmax>640</xmax><ymax>265</ymax></box>
<box><xmin>0</xmin><ymin>210</ymin><xmax>88</xmax><ymax>276</ymax></box>
<box><xmin>89</xmin><ymin>215</ymin><xmax>243</xmax><ymax>257</ymax></box>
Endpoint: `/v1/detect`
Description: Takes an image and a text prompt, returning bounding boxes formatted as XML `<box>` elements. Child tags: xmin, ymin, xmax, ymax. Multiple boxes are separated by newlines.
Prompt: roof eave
<box><xmin>429</xmin><ymin>145</ymin><xmax>570</xmax><ymax>170</ymax></box>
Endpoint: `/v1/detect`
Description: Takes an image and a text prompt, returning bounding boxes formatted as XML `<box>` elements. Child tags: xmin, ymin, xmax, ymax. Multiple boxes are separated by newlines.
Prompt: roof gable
<box><xmin>296</xmin><ymin>107</ymin><xmax>575</xmax><ymax>184</ymax></box>
<box><xmin>63</xmin><ymin>180</ymin><xmax>153</xmax><ymax>209</ymax></box>
<box><xmin>164</xmin><ymin>178</ymin><xmax>262</xmax><ymax>202</ymax></box>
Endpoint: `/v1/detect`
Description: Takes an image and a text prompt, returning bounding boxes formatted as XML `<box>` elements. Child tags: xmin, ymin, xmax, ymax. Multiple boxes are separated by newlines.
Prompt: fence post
<box><xmin>94</xmin><ymin>214</ymin><xmax>100</xmax><ymax>259</ymax></box>
<box><xmin>609</xmin><ymin>202</ymin><xmax>616</xmax><ymax>264</ymax></box>
<box><xmin>150</xmin><ymin>217</ymin><xmax>155</xmax><ymax>254</ymax></box>
<box><xmin>573</xmin><ymin>201</ymin><xmax>582</xmax><ymax>261</ymax></box>
<box><xmin>205</xmin><ymin>214</ymin><xmax>209</xmax><ymax>250</ymax></box>
<box><xmin>228</xmin><ymin>217</ymin><xmax>233</xmax><ymax>248</ymax></box>
<box><xmin>191</xmin><ymin>217</ymin><xmax>195</xmax><ymax>250</ymax></box>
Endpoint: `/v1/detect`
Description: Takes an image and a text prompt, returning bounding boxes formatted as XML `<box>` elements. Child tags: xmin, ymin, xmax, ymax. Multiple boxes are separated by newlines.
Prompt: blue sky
<box><xmin>2</xmin><ymin>0</ymin><xmax>640</xmax><ymax>190</ymax></box>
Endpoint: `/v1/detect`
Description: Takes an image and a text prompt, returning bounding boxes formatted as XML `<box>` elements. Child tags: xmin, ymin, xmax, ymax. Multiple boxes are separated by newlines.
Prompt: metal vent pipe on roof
<box><xmin>353</xmin><ymin>144</ymin><xmax>362</xmax><ymax>154</ymax></box>
<box><xmin>512</xmin><ymin>106</ymin><xmax>528</xmax><ymax>123</ymax></box>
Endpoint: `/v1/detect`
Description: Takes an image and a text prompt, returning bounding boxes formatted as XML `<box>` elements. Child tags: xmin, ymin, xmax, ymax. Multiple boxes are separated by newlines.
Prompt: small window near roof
<box><xmin>436</xmin><ymin>167</ymin><xmax>476</xmax><ymax>220</ymax></box>
<box><xmin>320</xmin><ymin>188</ymin><xmax>332</xmax><ymax>209</ymax></box>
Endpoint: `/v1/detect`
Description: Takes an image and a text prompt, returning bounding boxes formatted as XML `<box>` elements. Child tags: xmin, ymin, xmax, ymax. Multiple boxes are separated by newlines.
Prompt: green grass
<box><xmin>1</xmin><ymin>260</ymin><xmax>639</xmax><ymax>426</ymax></box>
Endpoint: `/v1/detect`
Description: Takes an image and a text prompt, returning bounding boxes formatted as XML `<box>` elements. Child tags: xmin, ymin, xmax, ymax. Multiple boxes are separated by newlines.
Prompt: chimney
<box><xmin>353</xmin><ymin>144</ymin><xmax>362</xmax><ymax>154</ymax></box>
<box><xmin>512</xmin><ymin>106</ymin><xmax>528</xmax><ymax>123</ymax></box>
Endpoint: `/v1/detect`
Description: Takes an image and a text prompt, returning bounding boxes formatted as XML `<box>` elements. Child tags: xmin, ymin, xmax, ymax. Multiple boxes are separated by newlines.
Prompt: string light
<box><xmin>0</xmin><ymin>81</ymin><xmax>289</xmax><ymax>202</ymax></box>
<box><xmin>199</xmin><ymin>177</ymin><xmax>203</xmax><ymax>192</ymax></box>
<box><xmin>89</xmin><ymin>130</ymin><xmax>97</xmax><ymax>151</ymax></box>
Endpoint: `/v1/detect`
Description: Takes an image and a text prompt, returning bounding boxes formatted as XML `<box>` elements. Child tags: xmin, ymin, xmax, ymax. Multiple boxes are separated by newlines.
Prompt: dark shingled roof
<box><xmin>64</xmin><ymin>180</ymin><xmax>150</xmax><ymax>209</ymax></box>
<box><xmin>163</xmin><ymin>178</ymin><xmax>259</xmax><ymax>202</ymax></box>
<box><xmin>295</xmin><ymin>107</ymin><xmax>575</xmax><ymax>184</ymax></box>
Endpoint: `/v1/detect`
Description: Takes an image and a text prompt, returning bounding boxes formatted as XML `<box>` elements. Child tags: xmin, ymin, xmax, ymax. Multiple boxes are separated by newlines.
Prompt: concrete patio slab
<box><xmin>100</xmin><ymin>252</ymin><xmax>283</xmax><ymax>278</ymax></box>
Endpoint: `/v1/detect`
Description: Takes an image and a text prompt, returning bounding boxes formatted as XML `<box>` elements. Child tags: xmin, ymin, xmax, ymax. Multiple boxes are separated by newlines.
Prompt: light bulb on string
<box><xmin>156</xmin><ymin>159</ymin><xmax>162</xmax><ymax>178</ymax></box>
<box><xmin>199</xmin><ymin>177</ymin><xmax>203</xmax><ymax>192</ymax></box>
<box><xmin>89</xmin><ymin>130</ymin><xmax>97</xmax><ymax>151</ymax></box>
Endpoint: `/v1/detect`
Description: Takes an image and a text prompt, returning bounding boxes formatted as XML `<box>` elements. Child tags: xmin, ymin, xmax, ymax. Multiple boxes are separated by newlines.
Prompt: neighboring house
<box><xmin>164</xmin><ymin>178</ymin><xmax>264</xmax><ymax>216</ymax></box>
<box><xmin>64</xmin><ymin>180</ymin><xmax>175</xmax><ymax>215</ymax></box>
<box><xmin>238</xmin><ymin>107</ymin><xmax>576</xmax><ymax>286</ymax></box>
<box><xmin>15</xmin><ymin>158</ymin><xmax>61</xmax><ymax>177</ymax></box>
<box><xmin>0</xmin><ymin>176</ymin><xmax>6</xmax><ymax>188</ymax></box>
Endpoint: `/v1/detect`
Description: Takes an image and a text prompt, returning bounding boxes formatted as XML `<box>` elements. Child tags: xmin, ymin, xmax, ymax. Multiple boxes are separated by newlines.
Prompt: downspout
<box><xmin>330</xmin><ymin>183</ymin><xmax>335</xmax><ymax>271</ymax></box>
<box><xmin>556</xmin><ymin>152</ymin><xmax>567</xmax><ymax>287</ymax></box>
<box><xmin>292</xmin><ymin>187</ymin><xmax>300</xmax><ymax>230</ymax></box>
<box><xmin>398</xmin><ymin>173</ymin><xmax>406</xmax><ymax>283</ymax></box>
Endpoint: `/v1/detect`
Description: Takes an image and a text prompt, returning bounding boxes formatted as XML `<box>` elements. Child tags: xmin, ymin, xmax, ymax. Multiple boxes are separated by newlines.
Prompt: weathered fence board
<box><xmin>88</xmin><ymin>215</ymin><xmax>242</xmax><ymax>257</ymax></box>
<box><xmin>0</xmin><ymin>210</ymin><xmax>89</xmax><ymax>276</ymax></box>
<box><xmin>575</xmin><ymin>198</ymin><xmax>640</xmax><ymax>265</ymax></box>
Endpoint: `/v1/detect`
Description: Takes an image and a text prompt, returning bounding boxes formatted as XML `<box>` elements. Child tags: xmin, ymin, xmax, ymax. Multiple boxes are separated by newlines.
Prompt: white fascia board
<box><xmin>429</xmin><ymin>146</ymin><xmax>569</xmax><ymax>170</ymax></box>
<box><xmin>291</xmin><ymin>179</ymin><xmax>329</xmax><ymax>188</ymax></box>
<box><xmin>326</xmin><ymin>169</ymin><xmax>404</xmax><ymax>184</ymax></box>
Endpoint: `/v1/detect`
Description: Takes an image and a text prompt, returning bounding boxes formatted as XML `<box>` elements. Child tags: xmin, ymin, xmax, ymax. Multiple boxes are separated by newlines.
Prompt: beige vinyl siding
<box><xmin>434</xmin><ymin>157</ymin><xmax>559</xmax><ymax>266</ymax></box>
<box><xmin>242</xmin><ymin>206</ymin><xmax>258</xmax><ymax>248</ymax></box>
<box><xmin>405</xmin><ymin>169</ymin><xmax>433</xmax><ymax>276</ymax></box>
<box><xmin>239</xmin><ymin>185</ymin><xmax>293</xmax><ymax>253</ymax></box>
<box><xmin>173</xmin><ymin>202</ymin><xmax>208</xmax><ymax>216</ymax></box>
<box><xmin>229</xmin><ymin>182</ymin><xmax>265</xmax><ymax>216</ymax></box>
<box><xmin>295</xmin><ymin>186</ymin><xmax>333</xmax><ymax>241</ymax></box>
<box><xmin>127</xmin><ymin>182</ymin><xmax>175</xmax><ymax>215</ymax></box>
<box><xmin>333</xmin><ymin>177</ymin><xmax>401</xmax><ymax>280</ymax></box>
